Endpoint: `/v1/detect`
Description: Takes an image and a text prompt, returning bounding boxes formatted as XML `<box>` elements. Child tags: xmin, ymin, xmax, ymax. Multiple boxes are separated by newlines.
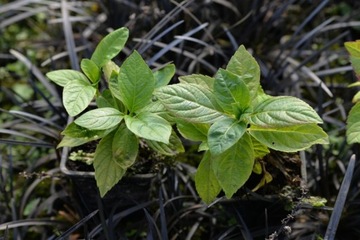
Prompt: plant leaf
<box><xmin>179</xmin><ymin>74</ymin><xmax>214</xmax><ymax>89</ymax></box>
<box><xmin>248</xmin><ymin>96</ymin><xmax>323</xmax><ymax>127</ymax></box>
<box><xmin>346</xmin><ymin>102</ymin><xmax>360</xmax><ymax>144</ymax></box>
<box><xmin>249</xmin><ymin>124</ymin><xmax>329</xmax><ymax>152</ymax></box>
<box><xmin>208</xmin><ymin>117</ymin><xmax>246</xmax><ymax>155</ymax></box>
<box><xmin>57</xmin><ymin>135</ymin><xmax>92</xmax><ymax>148</ymax></box>
<box><xmin>226</xmin><ymin>45</ymin><xmax>260</xmax><ymax>99</ymax></box>
<box><xmin>154</xmin><ymin>63</ymin><xmax>175</xmax><ymax>88</ymax></box>
<box><xmin>75</xmin><ymin>107</ymin><xmax>124</xmax><ymax>130</ymax></box>
<box><xmin>118</xmin><ymin>51</ymin><xmax>155</xmax><ymax>113</ymax></box>
<box><xmin>155</xmin><ymin>83</ymin><xmax>224</xmax><ymax>123</ymax></box>
<box><xmin>212</xmin><ymin>133</ymin><xmax>254</xmax><ymax>198</ymax></box>
<box><xmin>177</xmin><ymin>121</ymin><xmax>209</xmax><ymax>142</ymax></box>
<box><xmin>46</xmin><ymin>70</ymin><xmax>89</xmax><ymax>87</ymax></box>
<box><xmin>103</xmin><ymin>60</ymin><xmax>120</xmax><ymax>82</ymax></box>
<box><xmin>63</xmin><ymin>80</ymin><xmax>96</xmax><ymax>116</ymax></box>
<box><xmin>96</xmin><ymin>89</ymin><xmax>117</xmax><ymax>108</ymax></box>
<box><xmin>146</xmin><ymin>130</ymin><xmax>185</xmax><ymax>156</ymax></box>
<box><xmin>251</xmin><ymin>136</ymin><xmax>270</xmax><ymax>159</ymax></box>
<box><xmin>81</xmin><ymin>58</ymin><xmax>100</xmax><ymax>83</ymax></box>
<box><xmin>91</xmin><ymin>27</ymin><xmax>129</xmax><ymax>67</ymax></box>
<box><xmin>195</xmin><ymin>151</ymin><xmax>221</xmax><ymax>204</ymax></box>
<box><xmin>62</xmin><ymin>122</ymin><xmax>114</xmax><ymax>138</ymax></box>
<box><xmin>94</xmin><ymin>132</ymin><xmax>126</xmax><ymax>197</ymax></box>
<box><xmin>125</xmin><ymin>112</ymin><xmax>171</xmax><ymax>144</ymax></box>
<box><xmin>112</xmin><ymin>124</ymin><xmax>138</xmax><ymax>168</ymax></box>
<box><xmin>214</xmin><ymin>68</ymin><xmax>251</xmax><ymax>114</ymax></box>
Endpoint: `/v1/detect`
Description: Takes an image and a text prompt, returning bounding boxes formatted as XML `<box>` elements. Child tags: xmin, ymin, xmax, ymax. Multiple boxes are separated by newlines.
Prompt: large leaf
<box><xmin>195</xmin><ymin>151</ymin><xmax>221</xmax><ymax>204</ymax></box>
<box><xmin>249</xmin><ymin>124</ymin><xmax>329</xmax><ymax>152</ymax></box>
<box><xmin>118</xmin><ymin>51</ymin><xmax>155</xmax><ymax>113</ymax></box>
<box><xmin>214</xmin><ymin>68</ymin><xmax>250</xmax><ymax>114</ymax></box>
<box><xmin>155</xmin><ymin>83</ymin><xmax>224</xmax><ymax>123</ymax></box>
<box><xmin>74</xmin><ymin>107</ymin><xmax>124</xmax><ymax>130</ymax></box>
<box><xmin>177</xmin><ymin>121</ymin><xmax>209</xmax><ymax>142</ymax></box>
<box><xmin>208</xmin><ymin>117</ymin><xmax>246</xmax><ymax>155</ymax></box>
<box><xmin>154</xmin><ymin>64</ymin><xmax>175</xmax><ymax>88</ymax></box>
<box><xmin>46</xmin><ymin>70</ymin><xmax>89</xmax><ymax>87</ymax></box>
<box><xmin>146</xmin><ymin>130</ymin><xmax>185</xmax><ymax>156</ymax></box>
<box><xmin>346</xmin><ymin>102</ymin><xmax>360</xmax><ymax>144</ymax></box>
<box><xmin>248</xmin><ymin>96</ymin><xmax>323</xmax><ymax>127</ymax></box>
<box><xmin>125</xmin><ymin>112</ymin><xmax>171</xmax><ymax>144</ymax></box>
<box><xmin>94</xmin><ymin>132</ymin><xmax>126</xmax><ymax>197</ymax></box>
<box><xmin>91</xmin><ymin>27</ymin><xmax>129</xmax><ymax>67</ymax></box>
<box><xmin>62</xmin><ymin>122</ymin><xmax>113</xmax><ymax>139</ymax></box>
<box><xmin>81</xmin><ymin>58</ymin><xmax>100</xmax><ymax>83</ymax></box>
<box><xmin>226</xmin><ymin>45</ymin><xmax>260</xmax><ymax>99</ymax></box>
<box><xmin>179</xmin><ymin>74</ymin><xmax>214</xmax><ymax>89</ymax></box>
<box><xmin>112</xmin><ymin>124</ymin><xmax>139</xmax><ymax>168</ymax></box>
<box><xmin>63</xmin><ymin>80</ymin><xmax>96</xmax><ymax>116</ymax></box>
<box><xmin>212</xmin><ymin>133</ymin><xmax>254</xmax><ymax>198</ymax></box>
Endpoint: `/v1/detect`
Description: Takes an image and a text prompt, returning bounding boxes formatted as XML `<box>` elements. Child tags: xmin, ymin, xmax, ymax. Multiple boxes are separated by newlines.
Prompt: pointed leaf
<box><xmin>57</xmin><ymin>135</ymin><xmax>92</xmax><ymax>148</ymax></box>
<box><xmin>155</xmin><ymin>83</ymin><xmax>224</xmax><ymax>123</ymax></box>
<box><xmin>249</xmin><ymin>124</ymin><xmax>329</xmax><ymax>152</ymax></box>
<box><xmin>208</xmin><ymin>117</ymin><xmax>246</xmax><ymax>155</ymax></box>
<box><xmin>146</xmin><ymin>130</ymin><xmax>185</xmax><ymax>156</ymax></box>
<box><xmin>177</xmin><ymin>121</ymin><xmax>209</xmax><ymax>142</ymax></box>
<box><xmin>118</xmin><ymin>51</ymin><xmax>155</xmax><ymax>112</ymax></box>
<box><xmin>63</xmin><ymin>80</ymin><xmax>96</xmax><ymax>116</ymax></box>
<box><xmin>249</xmin><ymin>96</ymin><xmax>323</xmax><ymax>127</ymax></box>
<box><xmin>46</xmin><ymin>70</ymin><xmax>89</xmax><ymax>87</ymax></box>
<box><xmin>154</xmin><ymin>64</ymin><xmax>175</xmax><ymax>88</ymax></box>
<box><xmin>125</xmin><ymin>113</ymin><xmax>171</xmax><ymax>144</ymax></box>
<box><xmin>346</xmin><ymin>102</ymin><xmax>360</xmax><ymax>144</ymax></box>
<box><xmin>179</xmin><ymin>74</ymin><xmax>214</xmax><ymax>89</ymax></box>
<box><xmin>75</xmin><ymin>107</ymin><xmax>123</xmax><ymax>130</ymax></box>
<box><xmin>96</xmin><ymin>90</ymin><xmax>117</xmax><ymax>108</ymax></box>
<box><xmin>91</xmin><ymin>27</ymin><xmax>129</xmax><ymax>67</ymax></box>
<box><xmin>113</xmin><ymin>124</ymin><xmax>138</xmax><ymax>168</ymax></box>
<box><xmin>251</xmin><ymin>136</ymin><xmax>270</xmax><ymax>159</ymax></box>
<box><xmin>103</xmin><ymin>60</ymin><xmax>120</xmax><ymax>82</ymax></box>
<box><xmin>94</xmin><ymin>132</ymin><xmax>126</xmax><ymax>197</ymax></box>
<box><xmin>62</xmin><ymin>122</ymin><xmax>114</xmax><ymax>139</ymax></box>
<box><xmin>81</xmin><ymin>58</ymin><xmax>100</xmax><ymax>83</ymax></box>
<box><xmin>195</xmin><ymin>151</ymin><xmax>221</xmax><ymax>204</ymax></box>
<box><xmin>212</xmin><ymin>133</ymin><xmax>254</xmax><ymax>198</ymax></box>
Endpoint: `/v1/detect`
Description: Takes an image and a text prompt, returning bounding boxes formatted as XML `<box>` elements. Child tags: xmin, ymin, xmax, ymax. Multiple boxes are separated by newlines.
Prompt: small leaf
<box><xmin>155</xmin><ymin>83</ymin><xmax>224</xmax><ymax>123</ymax></box>
<box><xmin>146</xmin><ymin>130</ymin><xmax>185</xmax><ymax>156</ymax></box>
<box><xmin>112</xmin><ymin>124</ymin><xmax>138</xmax><ymax>168</ymax></box>
<box><xmin>103</xmin><ymin>60</ymin><xmax>120</xmax><ymax>82</ymax></box>
<box><xmin>249</xmin><ymin>124</ymin><xmax>329</xmax><ymax>152</ymax></box>
<box><xmin>46</xmin><ymin>70</ymin><xmax>89</xmax><ymax>87</ymax></box>
<box><xmin>249</xmin><ymin>96</ymin><xmax>323</xmax><ymax>127</ymax></box>
<box><xmin>251</xmin><ymin>137</ymin><xmax>270</xmax><ymax>159</ymax></box>
<box><xmin>62</xmin><ymin>122</ymin><xmax>114</xmax><ymax>139</ymax></box>
<box><xmin>118</xmin><ymin>51</ymin><xmax>155</xmax><ymax>113</ymax></box>
<box><xmin>212</xmin><ymin>133</ymin><xmax>254</xmax><ymax>199</ymax></box>
<box><xmin>125</xmin><ymin>112</ymin><xmax>171</xmax><ymax>144</ymax></box>
<box><xmin>345</xmin><ymin>40</ymin><xmax>360</xmax><ymax>58</ymax></box>
<box><xmin>208</xmin><ymin>117</ymin><xmax>246</xmax><ymax>155</ymax></box>
<box><xmin>63</xmin><ymin>80</ymin><xmax>96</xmax><ymax>116</ymax></box>
<box><xmin>177</xmin><ymin>121</ymin><xmax>209</xmax><ymax>142</ymax></box>
<box><xmin>154</xmin><ymin>63</ymin><xmax>175</xmax><ymax>88</ymax></box>
<box><xmin>226</xmin><ymin>45</ymin><xmax>260</xmax><ymax>100</ymax></box>
<box><xmin>195</xmin><ymin>151</ymin><xmax>222</xmax><ymax>204</ymax></box>
<box><xmin>75</xmin><ymin>107</ymin><xmax>124</xmax><ymax>130</ymax></box>
<box><xmin>81</xmin><ymin>58</ymin><xmax>100</xmax><ymax>83</ymax></box>
<box><xmin>91</xmin><ymin>27</ymin><xmax>129</xmax><ymax>67</ymax></box>
<box><xmin>346</xmin><ymin>102</ymin><xmax>360</xmax><ymax>144</ymax></box>
<box><xmin>96</xmin><ymin>89</ymin><xmax>117</xmax><ymax>108</ymax></box>
<box><xmin>179</xmin><ymin>74</ymin><xmax>214</xmax><ymax>89</ymax></box>
<box><xmin>214</xmin><ymin>68</ymin><xmax>251</xmax><ymax>114</ymax></box>
<box><xmin>57</xmin><ymin>135</ymin><xmax>91</xmax><ymax>148</ymax></box>
<box><xmin>94</xmin><ymin>132</ymin><xmax>126</xmax><ymax>197</ymax></box>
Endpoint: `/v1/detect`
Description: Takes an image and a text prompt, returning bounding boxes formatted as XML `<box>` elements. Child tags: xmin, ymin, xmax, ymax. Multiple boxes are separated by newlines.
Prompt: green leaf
<box><xmin>346</xmin><ymin>102</ymin><xmax>360</xmax><ymax>144</ymax></box>
<box><xmin>46</xmin><ymin>70</ymin><xmax>89</xmax><ymax>87</ymax></box>
<box><xmin>249</xmin><ymin>124</ymin><xmax>329</xmax><ymax>152</ymax></box>
<box><xmin>138</xmin><ymin>100</ymin><xmax>176</xmax><ymax>123</ymax></box>
<box><xmin>195</xmin><ymin>151</ymin><xmax>221</xmax><ymax>204</ymax></box>
<box><xmin>208</xmin><ymin>117</ymin><xmax>246</xmax><ymax>155</ymax></box>
<box><xmin>57</xmin><ymin>135</ymin><xmax>92</xmax><ymax>148</ymax></box>
<box><xmin>155</xmin><ymin>83</ymin><xmax>224</xmax><ymax>123</ymax></box>
<box><xmin>118</xmin><ymin>51</ymin><xmax>155</xmax><ymax>113</ymax></box>
<box><xmin>179</xmin><ymin>74</ymin><xmax>214</xmax><ymax>89</ymax></box>
<box><xmin>251</xmin><ymin>137</ymin><xmax>270</xmax><ymax>159</ymax></box>
<box><xmin>91</xmin><ymin>27</ymin><xmax>129</xmax><ymax>67</ymax></box>
<box><xmin>63</xmin><ymin>80</ymin><xmax>96</xmax><ymax>116</ymax></box>
<box><xmin>177</xmin><ymin>121</ymin><xmax>209</xmax><ymax>142</ymax></box>
<box><xmin>112</xmin><ymin>124</ymin><xmax>138</xmax><ymax>168</ymax></box>
<box><xmin>212</xmin><ymin>133</ymin><xmax>254</xmax><ymax>198</ymax></box>
<box><xmin>96</xmin><ymin>89</ymin><xmax>117</xmax><ymax>108</ymax></box>
<box><xmin>249</xmin><ymin>96</ymin><xmax>323</xmax><ymax>127</ymax></box>
<box><xmin>226</xmin><ymin>45</ymin><xmax>260</xmax><ymax>100</ymax></box>
<box><xmin>345</xmin><ymin>40</ymin><xmax>360</xmax><ymax>58</ymax></box>
<box><xmin>103</xmin><ymin>60</ymin><xmax>120</xmax><ymax>82</ymax></box>
<box><xmin>75</xmin><ymin>107</ymin><xmax>124</xmax><ymax>130</ymax></box>
<box><xmin>62</xmin><ymin>122</ymin><xmax>113</xmax><ymax>138</ymax></box>
<box><xmin>81</xmin><ymin>58</ymin><xmax>100</xmax><ymax>83</ymax></box>
<box><xmin>94</xmin><ymin>132</ymin><xmax>126</xmax><ymax>197</ymax></box>
<box><xmin>214</xmin><ymin>68</ymin><xmax>251</xmax><ymax>114</ymax></box>
<box><xmin>125</xmin><ymin>112</ymin><xmax>171</xmax><ymax>144</ymax></box>
<box><xmin>146</xmin><ymin>130</ymin><xmax>185</xmax><ymax>156</ymax></box>
<box><xmin>154</xmin><ymin>64</ymin><xmax>175</xmax><ymax>88</ymax></box>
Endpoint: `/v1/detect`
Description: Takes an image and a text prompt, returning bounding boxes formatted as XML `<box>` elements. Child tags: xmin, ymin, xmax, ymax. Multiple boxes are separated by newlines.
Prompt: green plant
<box><xmin>345</xmin><ymin>40</ymin><xmax>360</xmax><ymax>144</ymax></box>
<box><xmin>46</xmin><ymin>27</ymin><xmax>328</xmax><ymax>201</ymax></box>
<box><xmin>154</xmin><ymin>45</ymin><xmax>329</xmax><ymax>203</ymax></box>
